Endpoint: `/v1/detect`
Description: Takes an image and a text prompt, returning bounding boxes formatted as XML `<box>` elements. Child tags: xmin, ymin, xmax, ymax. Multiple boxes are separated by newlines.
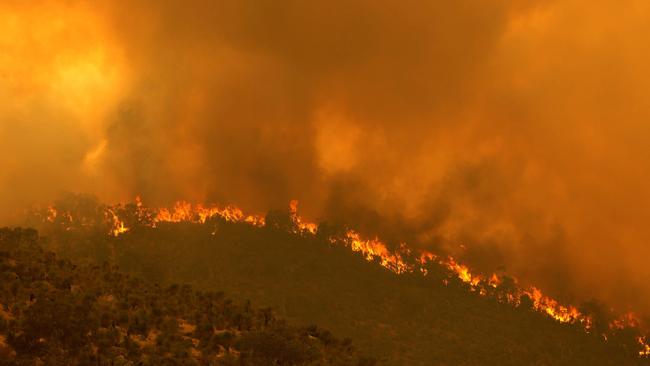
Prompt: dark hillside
<box><xmin>0</xmin><ymin>228</ymin><xmax>375</xmax><ymax>366</ymax></box>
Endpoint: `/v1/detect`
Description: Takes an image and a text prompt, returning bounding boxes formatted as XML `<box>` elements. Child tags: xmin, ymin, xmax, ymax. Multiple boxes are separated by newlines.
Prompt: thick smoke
<box><xmin>2</xmin><ymin>0</ymin><xmax>650</xmax><ymax>313</ymax></box>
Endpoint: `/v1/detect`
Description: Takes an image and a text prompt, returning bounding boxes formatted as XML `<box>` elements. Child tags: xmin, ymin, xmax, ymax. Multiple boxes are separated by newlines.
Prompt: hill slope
<box><xmin>30</xmin><ymin>198</ymin><xmax>650</xmax><ymax>366</ymax></box>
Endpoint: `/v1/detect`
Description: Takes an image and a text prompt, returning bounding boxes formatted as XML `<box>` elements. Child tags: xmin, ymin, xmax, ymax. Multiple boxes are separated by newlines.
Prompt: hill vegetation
<box><xmin>0</xmin><ymin>228</ymin><xmax>375</xmax><ymax>365</ymax></box>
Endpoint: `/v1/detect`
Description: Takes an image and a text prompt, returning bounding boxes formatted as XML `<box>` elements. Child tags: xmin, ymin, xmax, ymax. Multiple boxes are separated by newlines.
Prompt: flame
<box><xmin>488</xmin><ymin>273</ymin><xmax>501</xmax><ymax>288</ymax></box>
<box><xmin>638</xmin><ymin>337</ymin><xmax>650</xmax><ymax>357</ymax></box>
<box><xmin>46</xmin><ymin>206</ymin><xmax>57</xmax><ymax>223</ymax></box>
<box><xmin>344</xmin><ymin>231</ymin><xmax>409</xmax><ymax>273</ymax></box>
<box><xmin>445</xmin><ymin>257</ymin><xmax>481</xmax><ymax>286</ymax></box>
<box><xmin>610</xmin><ymin>312</ymin><xmax>640</xmax><ymax>330</ymax></box>
<box><xmin>107</xmin><ymin>209</ymin><xmax>128</xmax><ymax>237</ymax></box>
<box><xmin>289</xmin><ymin>200</ymin><xmax>318</xmax><ymax>234</ymax></box>
<box><xmin>525</xmin><ymin>287</ymin><xmax>581</xmax><ymax>323</ymax></box>
<box><xmin>152</xmin><ymin>201</ymin><xmax>265</xmax><ymax>227</ymax></box>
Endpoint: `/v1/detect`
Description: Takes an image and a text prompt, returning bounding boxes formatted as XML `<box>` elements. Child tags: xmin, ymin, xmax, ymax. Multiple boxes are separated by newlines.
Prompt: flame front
<box><xmin>153</xmin><ymin>201</ymin><xmax>265</xmax><ymax>227</ymax></box>
<box><xmin>100</xmin><ymin>199</ymin><xmax>634</xmax><ymax>328</ymax></box>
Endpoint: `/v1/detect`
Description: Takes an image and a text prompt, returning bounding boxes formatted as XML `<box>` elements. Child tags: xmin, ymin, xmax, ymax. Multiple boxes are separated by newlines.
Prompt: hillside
<box><xmin>0</xmin><ymin>228</ymin><xmax>376</xmax><ymax>365</ymax></box>
<box><xmin>26</xmin><ymin>196</ymin><xmax>650</xmax><ymax>365</ymax></box>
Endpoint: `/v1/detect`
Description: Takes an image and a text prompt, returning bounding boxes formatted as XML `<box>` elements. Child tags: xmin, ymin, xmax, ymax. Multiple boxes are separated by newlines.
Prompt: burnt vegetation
<box><xmin>8</xmin><ymin>194</ymin><xmax>650</xmax><ymax>365</ymax></box>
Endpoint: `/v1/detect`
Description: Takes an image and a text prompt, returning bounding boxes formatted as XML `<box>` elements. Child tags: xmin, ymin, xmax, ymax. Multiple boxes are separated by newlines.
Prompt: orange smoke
<box><xmin>6</xmin><ymin>0</ymin><xmax>650</xmax><ymax>337</ymax></box>
<box><xmin>0</xmin><ymin>1</ymin><xmax>128</xmax><ymax>212</ymax></box>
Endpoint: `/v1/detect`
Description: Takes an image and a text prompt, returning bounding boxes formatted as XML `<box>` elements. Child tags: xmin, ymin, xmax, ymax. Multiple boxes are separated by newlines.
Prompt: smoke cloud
<box><xmin>2</xmin><ymin>0</ymin><xmax>650</xmax><ymax>313</ymax></box>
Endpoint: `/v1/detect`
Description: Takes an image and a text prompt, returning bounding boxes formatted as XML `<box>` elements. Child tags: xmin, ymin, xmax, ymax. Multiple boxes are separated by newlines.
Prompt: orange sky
<box><xmin>2</xmin><ymin>0</ymin><xmax>650</xmax><ymax>313</ymax></box>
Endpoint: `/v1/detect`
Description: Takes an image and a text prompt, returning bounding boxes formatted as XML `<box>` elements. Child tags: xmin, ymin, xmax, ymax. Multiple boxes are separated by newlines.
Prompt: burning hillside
<box><xmin>5</xmin><ymin>0</ymin><xmax>650</xmax><ymax>336</ymax></box>
<box><xmin>27</xmin><ymin>195</ymin><xmax>650</xmax><ymax>360</ymax></box>
<box><xmin>5</xmin><ymin>0</ymin><xmax>650</xmax><ymax>364</ymax></box>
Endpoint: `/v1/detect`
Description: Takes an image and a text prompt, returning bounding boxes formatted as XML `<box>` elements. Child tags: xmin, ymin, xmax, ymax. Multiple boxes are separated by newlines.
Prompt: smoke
<box><xmin>3</xmin><ymin>0</ymin><xmax>650</xmax><ymax>313</ymax></box>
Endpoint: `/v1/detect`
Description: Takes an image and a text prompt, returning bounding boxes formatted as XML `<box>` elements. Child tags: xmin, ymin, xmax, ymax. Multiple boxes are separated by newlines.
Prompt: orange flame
<box><xmin>290</xmin><ymin>200</ymin><xmax>318</xmax><ymax>234</ymax></box>
<box><xmin>153</xmin><ymin>201</ymin><xmax>265</xmax><ymax>227</ymax></box>
<box><xmin>639</xmin><ymin>336</ymin><xmax>650</xmax><ymax>357</ymax></box>
<box><xmin>344</xmin><ymin>231</ymin><xmax>409</xmax><ymax>273</ymax></box>
<box><xmin>46</xmin><ymin>206</ymin><xmax>57</xmax><ymax>223</ymax></box>
<box><xmin>107</xmin><ymin>209</ymin><xmax>128</xmax><ymax>237</ymax></box>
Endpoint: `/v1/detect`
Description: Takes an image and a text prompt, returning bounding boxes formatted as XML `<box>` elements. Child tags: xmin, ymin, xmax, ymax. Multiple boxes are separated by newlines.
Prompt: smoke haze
<box><xmin>2</xmin><ymin>0</ymin><xmax>650</xmax><ymax>313</ymax></box>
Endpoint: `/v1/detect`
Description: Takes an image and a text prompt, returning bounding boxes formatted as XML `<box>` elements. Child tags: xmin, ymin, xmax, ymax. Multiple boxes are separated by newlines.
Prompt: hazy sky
<box><xmin>2</xmin><ymin>0</ymin><xmax>650</xmax><ymax>313</ymax></box>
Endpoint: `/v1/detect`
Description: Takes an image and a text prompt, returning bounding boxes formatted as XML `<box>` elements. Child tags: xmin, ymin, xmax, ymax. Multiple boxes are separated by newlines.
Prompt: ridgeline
<box><xmin>15</xmin><ymin>195</ymin><xmax>650</xmax><ymax>365</ymax></box>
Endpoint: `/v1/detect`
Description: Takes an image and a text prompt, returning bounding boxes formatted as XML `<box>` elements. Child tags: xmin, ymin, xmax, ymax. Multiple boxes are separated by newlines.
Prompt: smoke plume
<box><xmin>2</xmin><ymin>0</ymin><xmax>650</xmax><ymax>313</ymax></box>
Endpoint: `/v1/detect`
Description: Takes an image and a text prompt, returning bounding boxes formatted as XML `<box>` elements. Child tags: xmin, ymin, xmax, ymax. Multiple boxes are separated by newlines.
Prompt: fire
<box><xmin>43</xmin><ymin>205</ymin><xmax>73</xmax><ymax>228</ymax></box>
<box><xmin>445</xmin><ymin>258</ymin><xmax>481</xmax><ymax>286</ymax></box>
<box><xmin>34</xmin><ymin>197</ymin><xmax>650</xmax><ymax>356</ymax></box>
<box><xmin>610</xmin><ymin>312</ymin><xmax>640</xmax><ymax>330</ymax></box>
<box><xmin>344</xmin><ymin>231</ymin><xmax>409</xmax><ymax>273</ymax></box>
<box><xmin>488</xmin><ymin>273</ymin><xmax>501</xmax><ymax>288</ymax></box>
<box><xmin>638</xmin><ymin>337</ymin><xmax>650</xmax><ymax>357</ymax></box>
<box><xmin>107</xmin><ymin>209</ymin><xmax>129</xmax><ymax>237</ymax></box>
<box><xmin>525</xmin><ymin>287</ymin><xmax>581</xmax><ymax>323</ymax></box>
<box><xmin>289</xmin><ymin>200</ymin><xmax>318</xmax><ymax>234</ymax></box>
<box><xmin>152</xmin><ymin>201</ymin><xmax>265</xmax><ymax>227</ymax></box>
<box><xmin>46</xmin><ymin>206</ymin><xmax>57</xmax><ymax>223</ymax></box>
